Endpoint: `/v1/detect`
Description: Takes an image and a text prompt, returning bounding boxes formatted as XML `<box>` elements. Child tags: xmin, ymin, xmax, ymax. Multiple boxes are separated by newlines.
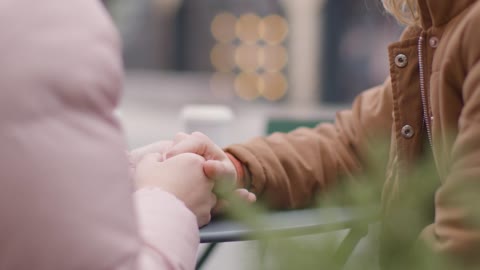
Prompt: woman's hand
<box><xmin>134</xmin><ymin>152</ymin><xmax>217</xmax><ymax>227</ymax></box>
<box><xmin>166</xmin><ymin>132</ymin><xmax>237</xmax><ymax>184</ymax></box>
<box><xmin>129</xmin><ymin>141</ymin><xmax>173</xmax><ymax>165</ymax></box>
<box><xmin>166</xmin><ymin>132</ymin><xmax>256</xmax><ymax>213</ymax></box>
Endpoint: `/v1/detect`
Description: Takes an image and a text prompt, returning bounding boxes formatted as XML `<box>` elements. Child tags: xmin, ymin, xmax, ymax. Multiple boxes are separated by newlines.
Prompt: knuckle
<box><xmin>192</xmin><ymin>132</ymin><xmax>209</xmax><ymax>141</ymax></box>
<box><xmin>175</xmin><ymin>132</ymin><xmax>187</xmax><ymax>138</ymax></box>
<box><xmin>173</xmin><ymin>133</ymin><xmax>188</xmax><ymax>144</ymax></box>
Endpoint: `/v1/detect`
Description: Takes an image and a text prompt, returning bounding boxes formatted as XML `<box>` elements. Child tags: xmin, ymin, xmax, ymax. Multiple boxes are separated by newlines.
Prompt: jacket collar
<box><xmin>418</xmin><ymin>0</ymin><xmax>477</xmax><ymax>29</ymax></box>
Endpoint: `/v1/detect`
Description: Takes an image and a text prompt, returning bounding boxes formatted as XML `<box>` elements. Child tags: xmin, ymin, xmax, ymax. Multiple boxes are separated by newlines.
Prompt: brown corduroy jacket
<box><xmin>226</xmin><ymin>0</ymin><xmax>480</xmax><ymax>266</ymax></box>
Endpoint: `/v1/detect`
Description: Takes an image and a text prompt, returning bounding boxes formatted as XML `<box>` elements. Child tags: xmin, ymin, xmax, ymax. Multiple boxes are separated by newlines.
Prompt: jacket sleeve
<box><xmin>418</xmin><ymin>12</ymin><xmax>480</xmax><ymax>265</ymax></box>
<box><xmin>0</xmin><ymin>1</ymin><xmax>198</xmax><ymax>269</ymax></box>
<box><xmin>226</xmin><ymin>78</ymin><xmax>394</xmax><ymax>209</ymax></box>
<box><xmin>134</xmin><ymin>189</ymin><xmax>199</xmax><ymax>270</ymax></box>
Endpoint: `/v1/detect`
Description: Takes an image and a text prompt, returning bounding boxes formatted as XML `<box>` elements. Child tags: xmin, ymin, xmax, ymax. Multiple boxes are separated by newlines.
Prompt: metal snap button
<box><xmin>429</xmin><ymin>37</ymin><xmax>439</xmax><ymax>48</ymax></box>
<box><xmin>395</xmin><ymin>54</ymin><xmax>408</xmax><ymax>68</ymax></box>
<box><xmin>401</xmin><ymin>125</ymin><xmax>415</xmax><ymax>139</ymax></box>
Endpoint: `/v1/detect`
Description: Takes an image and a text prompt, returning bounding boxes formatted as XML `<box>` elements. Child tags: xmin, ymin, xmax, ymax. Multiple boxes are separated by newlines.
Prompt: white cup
<box><xmin>180</xmin><ymin>105</ymin><xmax>234</xmax><ymax>147</ymax></box>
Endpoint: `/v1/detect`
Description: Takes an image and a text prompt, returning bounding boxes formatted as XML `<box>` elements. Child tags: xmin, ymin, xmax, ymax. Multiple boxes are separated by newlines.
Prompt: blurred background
<box><xmin>105</xmin><ymin>0</ymin><xmax>403</xmax><ymax>269</ymax></box>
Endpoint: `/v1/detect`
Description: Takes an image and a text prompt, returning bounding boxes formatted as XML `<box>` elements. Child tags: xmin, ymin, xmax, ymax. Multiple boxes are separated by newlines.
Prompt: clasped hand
<box><xmin>129</xmin><ymin>132</ymin><xmax>256</xmax><ymax>227</ymax></box>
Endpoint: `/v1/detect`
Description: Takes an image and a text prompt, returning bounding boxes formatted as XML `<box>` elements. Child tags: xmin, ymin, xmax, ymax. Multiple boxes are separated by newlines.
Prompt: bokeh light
<box><xmin>210</xmin><ymin>43</ymin><xmax>236</xmax><ymax>72</ymax></box>
<box><xmin>260</xmin><ymin>45</ymin><xmax>288</xmax><ymax>72</ymax></box>
<box><xmin>235</xmin><ymin>13</ymin><xmax>261</xmax><ymax>44</ymax></box>
<box><xmin>234</xmin><ymin>72</ymin><xmax>261</xmax><ymax>100</ymax></box>
<box><xmin>211</xmin><ymin>12</ymin><xmax>289</xmax><ymax>101</ymax></box>
<box><xmin>235</xmin><ymin>44</ymin><xmax>261</xmax><ymax>72</ymax></box>
<box><xmin>259</xmin><ymin>72</ymin><xmax>288</xmax><ymax>101</ymax></box>
<box><xmin>259</xmin><ymin>15</ymin><xmax>289</xmax><ymax>44</ymax></box>
<box><xmin>211</xmin><ymin>12</ymin><xmax>237</xmax><ymax>43</ymax></box>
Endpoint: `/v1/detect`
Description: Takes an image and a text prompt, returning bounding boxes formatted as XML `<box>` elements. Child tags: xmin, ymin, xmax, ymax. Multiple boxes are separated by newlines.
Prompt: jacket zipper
<box><xmin>418</xmin><ymin>35</ymin><xmax>433</xmax><ymax>151</ymax></box>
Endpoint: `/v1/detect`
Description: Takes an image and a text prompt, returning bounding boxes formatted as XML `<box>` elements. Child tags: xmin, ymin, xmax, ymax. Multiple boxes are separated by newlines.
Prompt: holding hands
<box><xmin>134</xmin><ymin>152</ymin><xmax>216</xmax><ymax>227</ymax></box>
<box><xmin>168</xmin><ymin>132</ymin><xmax>256</xmax><ymax>212</ymax></box>
<box><xmin>167</xmin><ymin>132</ymin><xmax>237</xmax><ymax>186</ymax></box>
<box><xmin>129</xmin><ymin>132</ymin><xmax>255</xmax><ymax>227</ymax></box>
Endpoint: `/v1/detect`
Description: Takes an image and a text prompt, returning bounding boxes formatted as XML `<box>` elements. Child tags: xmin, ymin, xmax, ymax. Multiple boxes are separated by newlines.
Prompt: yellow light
<box><xmin>235</xmin><ymin>44</ymin><xmax>261</xmax><ymax>72</ymax></box>
<box><xmin>210</xmin><ymin>43</ymin><xmax>236</xmax><ymax>72</ymax></box>
<box><xmin>259</xmin><ymin>15</ymin><xmax>289</xmax><ymax>45</ymax></box>
<box><xmin>234</xmin><ymin>72</ymin><xmax>261</xmax><ymax>101</ymax></box>
<box><xmin>235</xmin><ymin>13</ymin><xmax>261</xmax><ymax>44</ymax></box>
<box><xmin>211</xmin><ymin>12</ymin><xmax>237</xmax><ymax>43</ymax></box>
<box><xmin>259</xmin><ymin>45</ymin><xmax>288</xmax><ymax>72</ymax></box>
<box><xmin>259</xmin><ymin>72</ymin><xmax>288</xmax><ymax>101</ymax></box>
<box><xmin>210</xmin><ymin>72</ymin><xmax>235</xmax><ymax>99</ymax></box>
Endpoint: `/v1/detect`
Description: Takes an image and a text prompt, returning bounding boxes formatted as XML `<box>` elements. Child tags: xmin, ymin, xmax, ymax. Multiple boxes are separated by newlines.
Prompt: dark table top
<box><xmin>199</xmin><ymin>206</ymin><xmax>379</xmax><ymax>243</ymax></box>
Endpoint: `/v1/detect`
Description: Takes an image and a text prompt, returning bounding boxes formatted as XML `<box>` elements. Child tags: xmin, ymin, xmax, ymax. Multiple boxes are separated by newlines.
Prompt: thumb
<box><xmin>173</xmin><ymin>132</ymin><xmax>190</xmax><ymax>145</ymax></box>
<box><xmin>203</xmin><ymin>160</ymin><xmax>236</xmax><ymax>182</ymax></box>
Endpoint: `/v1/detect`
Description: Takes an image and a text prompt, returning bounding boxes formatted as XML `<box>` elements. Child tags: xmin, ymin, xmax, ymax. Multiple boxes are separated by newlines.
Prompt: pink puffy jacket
<box><xmin>0</xmin><ymin>0</ymin><xmax>198</xmax><ymax>269</ymax></box>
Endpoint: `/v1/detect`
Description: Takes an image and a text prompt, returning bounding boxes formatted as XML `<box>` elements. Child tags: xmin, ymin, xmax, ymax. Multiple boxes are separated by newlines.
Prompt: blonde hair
<box><xmin>382</xmin><ymin>0</ymin><xmax>420</xmax><ymax>27</ymax></box>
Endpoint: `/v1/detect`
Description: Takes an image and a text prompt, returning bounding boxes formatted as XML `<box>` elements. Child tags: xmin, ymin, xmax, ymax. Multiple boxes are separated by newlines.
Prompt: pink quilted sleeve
<box><xmin>134</xmin><ymin>189</ymin><xmax>200</xmax><ymax>270</ymax></box>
